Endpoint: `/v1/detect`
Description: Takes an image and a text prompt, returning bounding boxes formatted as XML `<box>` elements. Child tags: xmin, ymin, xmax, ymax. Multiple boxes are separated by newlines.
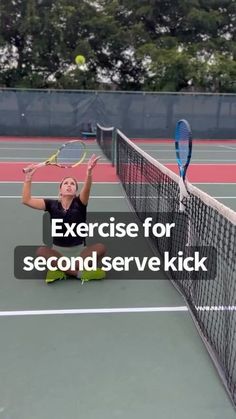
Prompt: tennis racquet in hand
<box><xmin>23</xmin><ymin>140</ymin><xmax>87</xmax><ymax>173</ymax></box>
<box><xmin>175</xmin><ymin>119</ymin><xmax>192</xmax><ymax>212</ymax></box>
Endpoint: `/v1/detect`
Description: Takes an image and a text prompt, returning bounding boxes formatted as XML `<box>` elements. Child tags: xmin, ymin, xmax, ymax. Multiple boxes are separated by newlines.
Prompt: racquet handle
<box><xmin>23</xmin><ymin>162</ymin><xmax>46</xmax><ymax>173</ymax></box>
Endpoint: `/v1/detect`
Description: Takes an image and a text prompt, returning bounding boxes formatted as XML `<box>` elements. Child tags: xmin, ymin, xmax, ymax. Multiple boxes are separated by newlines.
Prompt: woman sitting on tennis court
<box><xmin>22</xmin><ymin>154</ymin><xmax>106</xmax><ymax>283</ymax></box>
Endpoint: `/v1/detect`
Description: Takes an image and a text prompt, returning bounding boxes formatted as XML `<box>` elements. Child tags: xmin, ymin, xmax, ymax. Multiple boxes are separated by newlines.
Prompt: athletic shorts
<box><xmin>53</xmin><ymin>244</ymin><xmax>86</xmax><ymax>258</ymax></box>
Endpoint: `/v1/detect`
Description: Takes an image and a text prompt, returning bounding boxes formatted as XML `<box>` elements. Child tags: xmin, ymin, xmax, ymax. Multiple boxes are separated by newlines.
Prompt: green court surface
<box><xmin>0</xmin><ymin>140</ymin><xmax>235</xmax><ymax>418</ymax></box>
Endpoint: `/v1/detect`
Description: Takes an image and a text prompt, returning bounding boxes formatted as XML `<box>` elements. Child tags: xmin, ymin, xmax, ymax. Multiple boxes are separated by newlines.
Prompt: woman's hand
<box><xmin>80</xmin><ymin>155</ymin><xmax>101</xmax><ymax>205</ymax></box>
<box><xmin>24</xmin><ymin>164</ymin><xmax>38</xmax><ymax>181</ymax></box>
<box><xmin>87</xmin><ymin>154</ymin><xmax>101</xmax><ymax>175</ymax></box>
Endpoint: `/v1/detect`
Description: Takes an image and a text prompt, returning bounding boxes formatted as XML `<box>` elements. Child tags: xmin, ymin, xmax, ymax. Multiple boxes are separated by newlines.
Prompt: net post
<box><xmin>112</xmin><ymin>128</ymin><xmax>117</xmax><ymax>167</ymax></box>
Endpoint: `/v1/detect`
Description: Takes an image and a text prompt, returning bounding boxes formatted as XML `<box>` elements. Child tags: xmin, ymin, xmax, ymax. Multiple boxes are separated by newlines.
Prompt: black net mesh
<box><xmin>116</xmin><ymin>129</ymin><xmax>236</xmax><ymax>406</ymax></box>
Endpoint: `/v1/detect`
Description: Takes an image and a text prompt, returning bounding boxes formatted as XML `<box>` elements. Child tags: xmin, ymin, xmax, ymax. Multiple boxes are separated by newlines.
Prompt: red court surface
<box><xmin>0</xmin><ymin>136</ymin><xmax>235</xmax><ymax>183</ymax></box>
<box><xmin>0</xmin><ymin>163</ymin><xmax>117</xmax><ymax>182</ymax></box>
<box><xmin>0</xmin><ymin>162</ymin><xmax>235</xmax><ymax>183</ymax></box>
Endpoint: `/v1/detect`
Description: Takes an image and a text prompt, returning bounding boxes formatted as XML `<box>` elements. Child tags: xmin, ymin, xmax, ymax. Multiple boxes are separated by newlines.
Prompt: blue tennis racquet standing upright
<box><xmin>175</xmin><ymin>119</ymin><xmax>192</xmax><ymax>211</ymax></box>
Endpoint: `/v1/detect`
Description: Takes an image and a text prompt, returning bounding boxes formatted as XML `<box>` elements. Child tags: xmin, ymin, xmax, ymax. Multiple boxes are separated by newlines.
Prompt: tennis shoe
<box><xmin>81</xmin><ymin>268</ymin><xmax>106</xmax><ymax>283</ymax></box>
<box><xmin>45</xmin><ymin>269</ymin><xmax>68</xmax><ymax>283</ymax></box>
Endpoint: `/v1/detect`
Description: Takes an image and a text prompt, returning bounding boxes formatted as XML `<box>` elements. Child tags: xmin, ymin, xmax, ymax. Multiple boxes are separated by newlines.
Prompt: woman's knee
<box><xmin>81</xmin><ymin>243</ymin><xmax>106</xmax><ymax>259</ymax></box>
<box><xmin>36</xmin><ymin>246</ymin><xmax>48</xmax><ymax>258</ymax></box>
<box><xmin>94</xmin><ymin>243</ymin><xmax>107</xmax><ymax>257</ymax></box>
<box><xmin>36</xmin><ymin>246</ymin><xmax>57</xmax><ymax>259</ymax></box>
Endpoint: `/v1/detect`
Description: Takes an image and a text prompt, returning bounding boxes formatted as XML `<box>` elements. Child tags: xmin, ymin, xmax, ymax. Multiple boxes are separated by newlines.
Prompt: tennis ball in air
<box><xmin>75</xmin><ymin>55</ymin><xmax>86</xmax><ymax>65</ymax></box>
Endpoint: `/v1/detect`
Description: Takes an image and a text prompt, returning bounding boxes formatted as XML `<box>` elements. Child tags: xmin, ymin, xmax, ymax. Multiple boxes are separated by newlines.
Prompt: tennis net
<box><xmin>96</xmin><ymin>124</ymin><xmax>115</xmax><ymax>165</ymax></box>
<box><xmin>116</xmin><ymin>129</ymin><xmax>236</xmax><ymax>407</ymax></box>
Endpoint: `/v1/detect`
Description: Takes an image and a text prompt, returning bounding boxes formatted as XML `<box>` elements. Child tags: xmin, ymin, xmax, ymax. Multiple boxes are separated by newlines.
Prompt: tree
<box><xmin>0</xmin><ymin>0</ymin><xmax>235</xmax><ymax>91</ymax></box>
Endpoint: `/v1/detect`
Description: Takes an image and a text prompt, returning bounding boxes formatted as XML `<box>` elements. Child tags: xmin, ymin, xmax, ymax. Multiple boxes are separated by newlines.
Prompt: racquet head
<box><xmin>55</xmin><ymin>140</ymin><xmax>86</xmax><ymax>168</ymax></box>
<box><xmin>23</xmin><ymin>140</ymin><xmax>86</xmax><ymax>173</ymax></box>
<box><xmin>175</xmin><ymin>119</ymin><xmax>192</xmax><ymax>179</ymax></box>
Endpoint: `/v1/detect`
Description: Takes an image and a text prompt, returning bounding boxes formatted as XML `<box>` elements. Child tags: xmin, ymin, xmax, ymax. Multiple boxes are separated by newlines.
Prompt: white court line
<box><xmin>141</xmin><ymin>150</ymin><xmax>236</xmax><ymax>153</ymax></box>
<box><xmin>171</xmin><ymin>163</ymin><xmax>236</xmax><ymax>167</ymax></box>
<box><xmin>0</xmin><ymin>161</ymin><xmax>235</xmax><ymax>166</ymax></box>
<box><xmin>193</xmin><ymin>182</ymin><xmax>236</xmax><ymax>185</ymax></box>
<box><xmin>1</xmin><ymin>147</ymin><xmax>235</xmax><ymax>153</ymax></box>
<box><xmin>1</xmin><ymin>159</ymin><xmax>236</xmax><ymax>164</ymax></box>
<box><xmin>0</xmin><ymin>161</ymin><xmax>111</xmax><ymax>165</ymax></box>
<box><xmin>0</xmin><ymin>181</ymin><xmax>120</xmax><ymax>184</ymax></box>
<box><xmin>0</xmin><ymin>195</ymin><xmax>235</xmax><ymax>199</ymax></box>
<box><xmin>115</xmin><ymin>195</ymin><xmax>236</xmax><ymax>199</ymax></box>
<box><xmin>197</xmin><ymin>306</ymin><xmax>236</xmax><ymax>311</ymax></box>
<box><xmin>0</xmin><ymin>147</ymin><xmax>103</xmax><ymax>151</ymax></box>
<box><xmin>0</xmin><ymin>306</ymin><xmax>235</xmax><ymax>317</ymax></box>
<box><xmin>0</xmin><ymin>307</ymin><xmax>188</xmax><ymax>317</ymax></box>
<box><xmin>0</xmin><ymin>157</ymin><xmax>107</xmax><ymax>161</ymax></box>
<box><xmin>0</xmin><ymin>195</ymin><xmax>125</xmax><ymax>199</ymax></box>
<box><xmin>156</xmin><ymin>159</ymin><xmax>236</xmax><ymax>162</ymax></box>
<box><xmin>218</xmin><ymin>145</ymin><xmax>236</xmax><ymax>150</ymax></box>
<box><xmin>0</xmin><ymin>181</ymin><xmax>234</xmax><ymax>185</ymax></box>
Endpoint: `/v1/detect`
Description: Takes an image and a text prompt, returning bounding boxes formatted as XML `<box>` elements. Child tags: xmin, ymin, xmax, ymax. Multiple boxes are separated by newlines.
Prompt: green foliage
<box><xmin>0</xmin><ymin>0</ymin><xmax>235</xmax><ymax>91</ymax></box>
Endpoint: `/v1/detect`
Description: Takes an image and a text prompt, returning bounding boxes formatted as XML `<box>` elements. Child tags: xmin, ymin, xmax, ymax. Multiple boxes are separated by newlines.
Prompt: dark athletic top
<box><xmin>44</xmin><ymin>196</ymin><xmax>87</xmax><ymax>247</ymax></box>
